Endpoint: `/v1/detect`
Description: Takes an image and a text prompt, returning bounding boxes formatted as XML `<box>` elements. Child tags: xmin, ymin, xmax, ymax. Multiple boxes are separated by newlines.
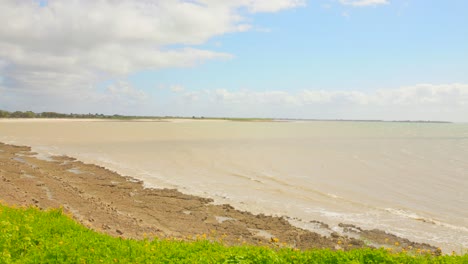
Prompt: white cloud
<box><xmin>199</xmin><ymin>0</ymin><xmax>305</xmax><ymax>13</ymax></box>
<box><xmin>243</xmin><ymin>0</ymin><xmax>306</xmax><ymax>13</ymax></box>
<box><xmin>339</xmin><ymin>0</ymin><xmax>389</xmax><ymax>7</ymax></box>
<box><xmin>106</xmin><ymin>81</ymin><xmax>148</xmax><ymax>103</ymax></box>
<box><xmin>205</xmin><ymin>87</ymin><xmax>414</xmax><ymax>107</ymax></box>
<box><xmin>164</xmin><ymin>84</ymin><xmax>468</xmax><ymax>122</ymax></box>
<box><xmin>298</xmin><ymin>84</ymin><xmax>468</xmax><ymax>108</ymax></box>
<box><xmin>0</xmin><ymin>79</ymin><xmax>149</xmax><ymax>115</ymax></box>
<box><xmin>372</xmin><ymin>84</ymin><xmax>468</xmax><ymax>106</ymax></box>
<box><xmin>213</xmin><ymin>89</ymin><xmax>296</xmax><ymax>105</ymax></box>
<box><xmin>0</xmin><ymin>0</ymin><xmax>302</xmax><ymax>110</ymax></box>
<box><xmin>170</xmin><ymin>85</ymin><xmax>185</xmax><ymax>93</ymax></box>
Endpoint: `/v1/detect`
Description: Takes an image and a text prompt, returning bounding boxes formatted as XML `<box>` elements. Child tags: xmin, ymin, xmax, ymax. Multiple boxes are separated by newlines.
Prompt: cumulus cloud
<box><xmin>165</xmin><ymin>84</ymin><xmax>468</xmax><ymax>122</ymax></box>
<box><xmin>0</xmin><ymin>0</ymin><xmax>302</xmax><ymax>111</ymax></box>
<box><xmin>215</xmin><ymin>84</ymin><xmax>468</xmax><ymax>108</ymax></box>
<box><xmin>170</xmin><ymin>85</ymin><xmax>186</xmax><ymax>93</ymax></box>
<box><xmin>106</xmin><ymin>81</ymin><xmax>148</xmax><ymax>103</ymax></box>
<box><xmin>214</xmin><ymin>89</ymin><xmax>298</xmax><ymax>105</ymax></box>
<box><xmin>239</xmin><ymin>0</ymin><xmax>306</xmax><ymax>13</ymax></box>
<box><xmin>195</xmin><ymin>0</ymin><xmax>305</xmax><ymax>13</ymax></box>
<box><xmin>339</xmin><ymin>0</ymin><xmax>389</xmax><ymax>7</ymax></box>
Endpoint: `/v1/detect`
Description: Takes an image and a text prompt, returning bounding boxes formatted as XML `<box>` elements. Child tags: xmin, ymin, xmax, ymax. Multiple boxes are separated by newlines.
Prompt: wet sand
<box><xmin>0</xmin><ymin>142</ymin><xmax>438</xmax><ymax>252</ymax></box>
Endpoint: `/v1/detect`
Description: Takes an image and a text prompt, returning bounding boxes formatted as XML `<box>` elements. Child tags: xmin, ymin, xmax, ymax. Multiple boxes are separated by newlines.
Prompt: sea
<box><xmin>1</xmin><ymin>119</ymin><xmax>467</xmax><ymax>252</ymax></box>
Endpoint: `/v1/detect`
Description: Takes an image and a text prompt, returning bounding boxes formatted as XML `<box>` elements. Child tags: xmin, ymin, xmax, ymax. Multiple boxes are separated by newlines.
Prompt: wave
<box><xmin>384</xmin><ymin>208</ymin><xmax>468</xmax><ymax>232</ymax></box>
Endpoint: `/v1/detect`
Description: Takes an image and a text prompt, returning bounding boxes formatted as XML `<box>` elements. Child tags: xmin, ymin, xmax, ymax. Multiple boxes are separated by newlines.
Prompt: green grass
<box><xmin>1</xmin><ymin>203</ymin><xmax>467</xmax><ymax>263</ymax></box>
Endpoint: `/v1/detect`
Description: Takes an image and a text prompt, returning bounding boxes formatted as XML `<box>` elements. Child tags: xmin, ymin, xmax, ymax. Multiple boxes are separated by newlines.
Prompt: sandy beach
<box><xmin>0</xmin><ymin>141</ymin><xmax>439</xmax><ymax>252</ymax></box>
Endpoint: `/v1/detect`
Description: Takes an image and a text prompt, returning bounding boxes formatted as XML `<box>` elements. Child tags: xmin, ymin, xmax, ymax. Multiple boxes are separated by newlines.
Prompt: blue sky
<box><xmin>131</xmin><ymin>0</ymin><xmax>467</xmax><ymax>92</ymax></box>
<box><xmin>1</xmin><ymin>0</ymin><xmax>467</xmax><ymax>121</ymax></box>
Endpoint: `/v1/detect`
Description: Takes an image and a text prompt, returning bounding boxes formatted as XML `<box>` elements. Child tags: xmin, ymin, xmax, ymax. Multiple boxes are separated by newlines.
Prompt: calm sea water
<box><xmin>1</xmin><ymin>119</ymin><xmax>467</xmax><ymax>251</ymax></box>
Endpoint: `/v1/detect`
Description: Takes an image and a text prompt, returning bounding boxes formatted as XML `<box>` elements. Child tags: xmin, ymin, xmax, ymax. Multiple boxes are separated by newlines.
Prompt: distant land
<box><xmin>0</xmin><ymin>109</ymin><xmax>452</xmax><ymax>124</ymax></box>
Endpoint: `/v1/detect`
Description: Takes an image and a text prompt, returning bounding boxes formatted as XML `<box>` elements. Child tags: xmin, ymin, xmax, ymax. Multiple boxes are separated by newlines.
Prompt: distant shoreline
<box><xmin>0</xmin><ymin>109</ymin><xmax>452</xmax><ymax>123</ymax></box>
<box><xmin>274</xmin><ymin>118</ymin><xmax>452</xmax><ymax>124</ymax></box>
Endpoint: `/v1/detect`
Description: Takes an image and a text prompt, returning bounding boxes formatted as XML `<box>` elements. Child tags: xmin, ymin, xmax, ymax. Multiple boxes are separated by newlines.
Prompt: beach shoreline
<box><xmin>0</xmin><ymin>141</ymin><xmax>440</xmax><ymax>253</ymax></box>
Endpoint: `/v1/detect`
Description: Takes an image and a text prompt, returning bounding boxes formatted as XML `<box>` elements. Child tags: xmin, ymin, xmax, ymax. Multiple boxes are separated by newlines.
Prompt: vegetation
<box><xmin>0</xmin><ymin>109</ymin><xmax>276</xmax><ymax>122</ymax></box>
<box><xmin>0</xmin><ymin>109</ymin><xmax>139</xmax><ymax>119</ymax></box>
<box><xmin>0</xmin><ymin>109</ymin><xmax>450</xmax><ymax>123</ymax></box>
<box><xmin>1</xmin><ymin>203</ymin><xmax>466</xmax><ymax>263</ymax></box>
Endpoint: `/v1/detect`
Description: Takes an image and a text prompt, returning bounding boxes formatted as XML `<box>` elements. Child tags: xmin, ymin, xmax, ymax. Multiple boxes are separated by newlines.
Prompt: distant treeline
<box><xmin>0</xmin><ymin>109</ymin><xmax>451</xmax><ymax>123</ymax></box>
<box><xmin>0</xmin><ymin>110</ymin><xmax>148</xmax><ymax>119</ymax></box>
<box><xmin>0</xmin><ymin>110</ymin><xmax>270</xmax><ymax>121</ymax></box>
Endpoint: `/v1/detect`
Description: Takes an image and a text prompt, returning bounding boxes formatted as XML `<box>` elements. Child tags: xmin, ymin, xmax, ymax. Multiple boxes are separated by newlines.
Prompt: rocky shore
<box><xmin>0</xmin><ymin>142</ymin><xmax>438</xmax><ymax>253</ymax></box>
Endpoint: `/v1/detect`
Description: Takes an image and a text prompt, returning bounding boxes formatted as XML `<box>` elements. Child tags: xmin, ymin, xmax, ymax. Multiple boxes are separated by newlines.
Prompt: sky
<box><xmin>0</xmin><ymin>0</ymin><xmax>467</xmax><ymax>121</ymax></box>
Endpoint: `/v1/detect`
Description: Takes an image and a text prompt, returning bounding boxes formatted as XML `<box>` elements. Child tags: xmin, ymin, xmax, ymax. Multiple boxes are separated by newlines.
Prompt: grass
<box><xmin>1</xmin><ymin>203</ymin><xmax>467</xmax><ymax>263</ymax></box>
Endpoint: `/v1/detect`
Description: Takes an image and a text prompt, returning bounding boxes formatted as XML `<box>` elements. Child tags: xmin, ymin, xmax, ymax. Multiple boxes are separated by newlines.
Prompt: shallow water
<box><xmin>1</xmin><ymin>119</ymin><xmax>467</xmax><ymax>252</ymax></box>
